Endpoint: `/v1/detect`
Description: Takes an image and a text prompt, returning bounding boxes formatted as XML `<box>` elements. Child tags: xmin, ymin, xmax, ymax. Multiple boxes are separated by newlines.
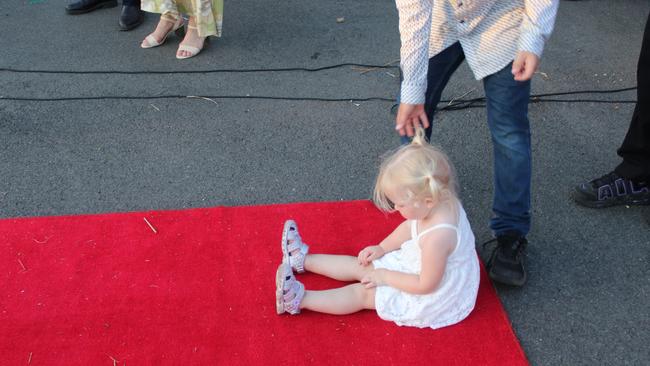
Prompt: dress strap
<box><xmin>416</xmin><ymin>223</ymin><xmax>458</xmax><ymax>239</ymax></box>
<box><xmin>410</xmin><ymin>220</ymin><xmax>418</xmax><ymax>240</ymax></box>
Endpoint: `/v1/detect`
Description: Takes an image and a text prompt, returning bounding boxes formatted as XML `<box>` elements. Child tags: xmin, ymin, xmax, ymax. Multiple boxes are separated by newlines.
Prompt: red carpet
<box><xmin>1</xmin><ymin>201</ymin><xmax>527</xmax><ymax>365</ymax></box>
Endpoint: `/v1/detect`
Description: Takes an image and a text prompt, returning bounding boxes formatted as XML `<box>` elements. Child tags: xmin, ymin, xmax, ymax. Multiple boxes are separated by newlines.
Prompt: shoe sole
<box><xmin>488</xmin><ymin>267</ymin><xmax>527</xmax><ymax>287</ymax></box>
<box><xmin>275</xmin><ymin>263</ymin><xmax>288</xmax><ymax>314</ymax></box>
<box><xmin>572</xmin><ymin>190</ymin><xmax>650</xmax><ymax>208</ymax></box>
<box><xmin>280</xmin><ymin>220</ymin><xmax>295</xmax><ymax>266</ymax></box>
<box><xmin>65</xmin><ymin>0</ymin><xmax>117</xmax><ymax>15</ymax></box>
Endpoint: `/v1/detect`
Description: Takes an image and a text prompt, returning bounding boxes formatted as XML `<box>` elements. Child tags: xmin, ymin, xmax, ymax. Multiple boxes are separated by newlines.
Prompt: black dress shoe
<box><xmin>65</xmin><ymin>0</ymin><xmax>117</xmax><ymax>15</ymax></box>
<box><xmin>119</xmin><ymin>5</ymin><xmax>144</xmax><ymax>31</ymax></box>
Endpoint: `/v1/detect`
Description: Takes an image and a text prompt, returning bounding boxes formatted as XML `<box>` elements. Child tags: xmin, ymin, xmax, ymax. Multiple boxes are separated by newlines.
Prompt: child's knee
<box><xmin>356</xmin><ymin>262</ymin><xmax>374</xmax><ymax>279</ymax></box>
<box><xmin>362</xmin><ymin>286</ymin><xmax>376</xmax><ymax>309</ymax></box>
<box><xmin>353</xmin><ymin>284</ymin><xmax>375</xmax><ymax>309</ymax></box>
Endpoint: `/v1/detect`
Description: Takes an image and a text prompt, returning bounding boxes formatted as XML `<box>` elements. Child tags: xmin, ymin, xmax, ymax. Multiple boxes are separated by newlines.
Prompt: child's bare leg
<box><xmin>304</xmin><ymin>254</ymin><xmax>373</xmax><ymax>281</ymax></box>
<box><xmin>301</xmin><ymin>283</ymin><xmax>375</xmax><ymax>315</ymax></box>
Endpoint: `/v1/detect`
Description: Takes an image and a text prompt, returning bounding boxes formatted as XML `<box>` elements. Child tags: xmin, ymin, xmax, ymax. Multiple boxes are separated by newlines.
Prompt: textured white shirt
<box><xmin>397</xmin><ymin>0</ymin><xmax>559</xmax><ymax>104</ymax></box>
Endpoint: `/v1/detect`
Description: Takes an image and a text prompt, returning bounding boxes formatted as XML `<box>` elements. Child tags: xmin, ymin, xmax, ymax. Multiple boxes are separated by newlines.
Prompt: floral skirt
<box><xmin>142</xmin><ymin>0</ymin><xmax>223</xmax><ymax>37</ymax></box>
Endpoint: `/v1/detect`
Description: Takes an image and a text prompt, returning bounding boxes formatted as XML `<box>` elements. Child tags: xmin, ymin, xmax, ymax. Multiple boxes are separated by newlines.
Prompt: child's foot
<box><xmin>281</xmin><ymin>220</ymin><xmax>309</xmax><ymax>273</ymax></box>
<box><xmin>275</xmin><ymin>263</ymin><xmax>304</xmax><ymax>315</ymax></box>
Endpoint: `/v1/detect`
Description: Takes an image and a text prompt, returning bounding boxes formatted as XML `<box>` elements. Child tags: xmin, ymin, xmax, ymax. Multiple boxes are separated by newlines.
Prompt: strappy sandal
<box><xmin>176</xmin><ymin>25</ymin><xmax>207</xmax><ymax>59</ymax></box>
<box><xmin>275</xmin><ymin>263</ymin><xmax>305</xmax><ymax>315</ymax></box>
<box><xmin>281</xmin><ymin>220</ymin><xmax>309</xmax><ymax>273</ymax></box>
<box><xmin>141</xmin><ymin>15</ymin><xmax>185</xmax><ymax>49</ymax></box>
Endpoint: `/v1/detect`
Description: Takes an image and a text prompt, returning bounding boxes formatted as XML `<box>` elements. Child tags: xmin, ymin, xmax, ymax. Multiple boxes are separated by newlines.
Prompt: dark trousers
<box><xmin>122</xmin><ymin>0</ymin><xmax>140</xmax><ymax>6</ymax></box>
<box><xmin>615</xmin><ymin>13</ymin><xmax>650</xmax><ymax>180</ymax></box>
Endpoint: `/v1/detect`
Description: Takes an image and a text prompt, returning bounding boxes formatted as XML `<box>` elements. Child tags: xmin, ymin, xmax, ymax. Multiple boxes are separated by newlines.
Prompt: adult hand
<box><xmin>511</xmin><ymin>51</ymin><xmax>539</xmax><ymax>81</ymax></box>
<box><xmin>360</xmin><ymin>269</ymin><xmax>387</xmax><ymax>289</ymax></box>
<box><xmin>395</xmin><ymin>103</ymin><xmax>429</xmax><ymax>137</ymax></box>
<box><xmin>357</xmin><ymin>245</ymin><xmax>386</xmax><ymax>266</ymax></box>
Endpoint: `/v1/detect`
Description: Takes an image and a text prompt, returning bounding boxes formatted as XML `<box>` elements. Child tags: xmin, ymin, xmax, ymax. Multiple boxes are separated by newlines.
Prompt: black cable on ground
<box><xmin>0</xmin><ymin>63</ymin><xmax>398</xmax><ymax>75</ymax></box>
<box><xmin>0</xmin><ymin>63</ymin><xmax>638</xmax><ymax>109</ymax></box>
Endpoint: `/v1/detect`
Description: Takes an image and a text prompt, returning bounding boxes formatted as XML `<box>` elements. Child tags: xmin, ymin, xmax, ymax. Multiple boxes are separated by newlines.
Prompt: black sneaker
<box><xmin>484</xmin><ymin>231</ymin><xmax>527</xmax><ymax>287</ymax></box>
<box><xmin>573</xmin><ymin>172</ymin><xmax>650</xmax><ymax>208</ymax></box>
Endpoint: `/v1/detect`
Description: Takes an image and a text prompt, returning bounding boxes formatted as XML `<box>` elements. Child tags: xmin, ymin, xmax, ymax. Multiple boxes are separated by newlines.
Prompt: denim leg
<box><xmin>398</xmin><ymin>42</ymin><xmax>465</xmax><ymax>145</ymax></box>
<box><xmin>483</xmin><ymin>63</ymin><xmax>532</xmax><ymax>236</ymax></box>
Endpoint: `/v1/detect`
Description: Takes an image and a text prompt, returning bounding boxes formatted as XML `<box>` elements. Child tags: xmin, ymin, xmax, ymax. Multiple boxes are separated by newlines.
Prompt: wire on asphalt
<box><xmin>0</xmin><ymin>63</ymin><xmax>638</xmax><ymax>110</ymax></box>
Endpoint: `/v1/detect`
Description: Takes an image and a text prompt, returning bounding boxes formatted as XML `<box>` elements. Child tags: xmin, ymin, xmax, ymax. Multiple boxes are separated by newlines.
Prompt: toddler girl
<box><xmin>275</xmin><ymin>129</ymin><xmax>480</xmax><ymax>329</ymax></box>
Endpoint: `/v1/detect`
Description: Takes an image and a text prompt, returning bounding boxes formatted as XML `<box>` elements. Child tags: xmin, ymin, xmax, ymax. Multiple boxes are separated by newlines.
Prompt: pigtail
<box><xmin>411</xmin><ymin>126</ymin><xmax>428</xmax><ymax>147</ymax></box>
<box><xmin>426</xmin><ymin>174</ymin><xmax>438</xmax><ymax>198</ymax></box>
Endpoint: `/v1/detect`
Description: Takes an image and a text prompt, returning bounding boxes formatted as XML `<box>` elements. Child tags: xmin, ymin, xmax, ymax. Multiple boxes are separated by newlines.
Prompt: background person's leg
<box><xmin>573</xmin><ymin>14</ymin><xmax>650</xmax><ymax>208</ymax></box>
<box><xmin>615</xmin><ymin>14</ymin><xmax>650</xmax><ymax>180</ymax></box>
<box><xmin>398</xmin><ymin>42</ymin><xmax>466</xmax><ymax>144</ymax></box>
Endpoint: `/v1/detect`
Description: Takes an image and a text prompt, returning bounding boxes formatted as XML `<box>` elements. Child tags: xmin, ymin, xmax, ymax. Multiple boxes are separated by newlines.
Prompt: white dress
<box><xmin>372</xmin><ymin>204</ymin><xmax>480</xmax><ymax>329</ymax></box>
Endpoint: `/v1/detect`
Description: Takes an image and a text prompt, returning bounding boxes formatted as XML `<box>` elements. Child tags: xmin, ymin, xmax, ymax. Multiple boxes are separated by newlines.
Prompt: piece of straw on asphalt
<box><xmin>352</xmin><ymin>59</ymin><xmax>400</xmax><ymax>75</ymax></box>
<box><xmin>143</xmin><ymin>217</ymin><xmax>157</xmax><ymax>234</ymax></box>
<box><xmin>447</xmin><ymin>88</ymin><xmax>476</xmax><ymax>106</ymax></box>
<box><xmin>187</xmin><ymin>95</ymin><xmax>219</xmax><ymax>105</ymax></box>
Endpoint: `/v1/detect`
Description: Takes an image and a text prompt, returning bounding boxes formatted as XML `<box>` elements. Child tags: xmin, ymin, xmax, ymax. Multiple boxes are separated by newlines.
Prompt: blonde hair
<box><xmin>373</xmin><ymin>128</ymin><xmax>458</xmax><ymax>212</ymax></box>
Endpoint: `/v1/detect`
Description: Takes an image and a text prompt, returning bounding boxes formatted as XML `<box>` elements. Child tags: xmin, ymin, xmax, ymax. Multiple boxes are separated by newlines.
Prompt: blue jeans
<box><xmin>402</xmin><ymin>42</ymin><xmax>532</xmax><ymax>236</ymax></box>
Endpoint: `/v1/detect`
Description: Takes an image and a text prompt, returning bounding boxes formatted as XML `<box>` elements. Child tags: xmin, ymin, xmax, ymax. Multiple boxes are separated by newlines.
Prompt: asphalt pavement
<box><xmin>1</xmin><ymin>0</ymin><xmax>649</xmax><ymax>365</ymax></box>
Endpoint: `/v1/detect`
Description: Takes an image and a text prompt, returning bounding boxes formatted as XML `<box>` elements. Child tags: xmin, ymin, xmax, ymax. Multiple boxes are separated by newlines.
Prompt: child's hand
<box><xmin>512</xmin><ymin>51</ymin><xmax>539</xmax><ymax>81</ymax></box>
<box><xmin>361</xmin><ymin>269</ymin><xmax>387</xmax><ymax>289</ymax></box>
<box><xmin>357</xmin><ymin>245</ymin><xmax>385</xmax><ymax>266</ymax></box>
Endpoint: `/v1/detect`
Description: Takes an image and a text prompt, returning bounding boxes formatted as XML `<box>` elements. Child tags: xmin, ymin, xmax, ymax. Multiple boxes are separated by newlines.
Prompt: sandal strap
<box><xmin>144</xmin><ymin>34</ymin><xmax>161</xmax><ymax>47</ymax></box>
<box><xmin>290</xmin><ymin>243</ymin><xmax>308</xmax><ymax>273</ymax></box>
<box><xmin>283</xmin><ymin>281</ymin><xmax>304</xmax><ymax>315</ymax></box>
<box><xmin>161</xmin><ymin>14</ymin><xmax>179</xmax><ymax>22</ymax></box>
<box><xmin>286</xmin><ymin>230</ymin><xmax>303</xmax><ymax>252</ymax></box>
<box><xmin>282</xmin><ymin>279</ymin><xmax>300</xmax><ymax>301</ymax></box>
<box><xmin>177</xmin><ymin>44</ymin><xmax>200</xmax><ymax>54</ymax></box>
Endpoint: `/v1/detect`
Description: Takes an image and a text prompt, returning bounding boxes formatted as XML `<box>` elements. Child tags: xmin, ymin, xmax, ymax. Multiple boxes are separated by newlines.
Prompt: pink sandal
<box><xmin>275</xmin><ymin>263</ymin><xmax>304</xmax><ymax>315</ymax></box>
<box><xmin>281</xmin><ymin>220</ymin><xmax>309</xmax><ymax>273</ymax></box>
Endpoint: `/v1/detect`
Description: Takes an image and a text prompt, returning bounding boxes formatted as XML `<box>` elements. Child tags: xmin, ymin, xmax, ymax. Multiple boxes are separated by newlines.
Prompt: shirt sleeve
<box><xmin>518</xmin><ymin>0</ymin><xmax>560</xmax><ymax>57</ymax></box>
<box><xmin>396</xmin><ymin>0</ymin><xmax>434</xmax><ymax>105</ymax></box>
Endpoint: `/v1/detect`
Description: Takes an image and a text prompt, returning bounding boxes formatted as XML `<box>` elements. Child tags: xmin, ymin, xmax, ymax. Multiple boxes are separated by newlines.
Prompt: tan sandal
<box><xmin>141</xmin><ymin>16</ymin><xmax>184</xmax><ymax>49</ymax></box>
<box><xmin>176</xmin><ymin>25</ymin><xmax>207</xmax><ymax>59</ymax></box>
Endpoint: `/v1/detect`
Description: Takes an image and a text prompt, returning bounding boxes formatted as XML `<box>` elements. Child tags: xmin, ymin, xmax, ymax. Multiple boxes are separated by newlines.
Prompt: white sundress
<box><xmin>373</xmin><ymin>204</ymin><xmax>480</xmax><ymax>329</ymax></box>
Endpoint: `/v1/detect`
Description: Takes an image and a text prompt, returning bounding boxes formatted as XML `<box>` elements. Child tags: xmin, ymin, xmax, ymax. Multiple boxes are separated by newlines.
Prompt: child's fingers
<box><xmin>419</xmin><ymin>112</ymin><xmax>430</xmax><ymax>129</ymax></box>
<box><xmin>511</xmin><ymin>55</ymin><xmax>524</xmax><ymax>75</ymax></box>
<box><xmin>359</xmin><ymin>251</ymin><xmax>370</xmax><ymax>265</ymax></box>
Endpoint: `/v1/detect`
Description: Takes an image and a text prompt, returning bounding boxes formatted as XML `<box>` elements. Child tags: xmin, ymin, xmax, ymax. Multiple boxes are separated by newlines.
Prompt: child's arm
<box><xmin>361</xmin><ymin>229</ymin><xmax>456</xmax><ymax>295</ymax></box>
<box><xmin>357</xmin><ymin>220</ymin><xmax>411</xmax><ymax>266</ymax></box>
